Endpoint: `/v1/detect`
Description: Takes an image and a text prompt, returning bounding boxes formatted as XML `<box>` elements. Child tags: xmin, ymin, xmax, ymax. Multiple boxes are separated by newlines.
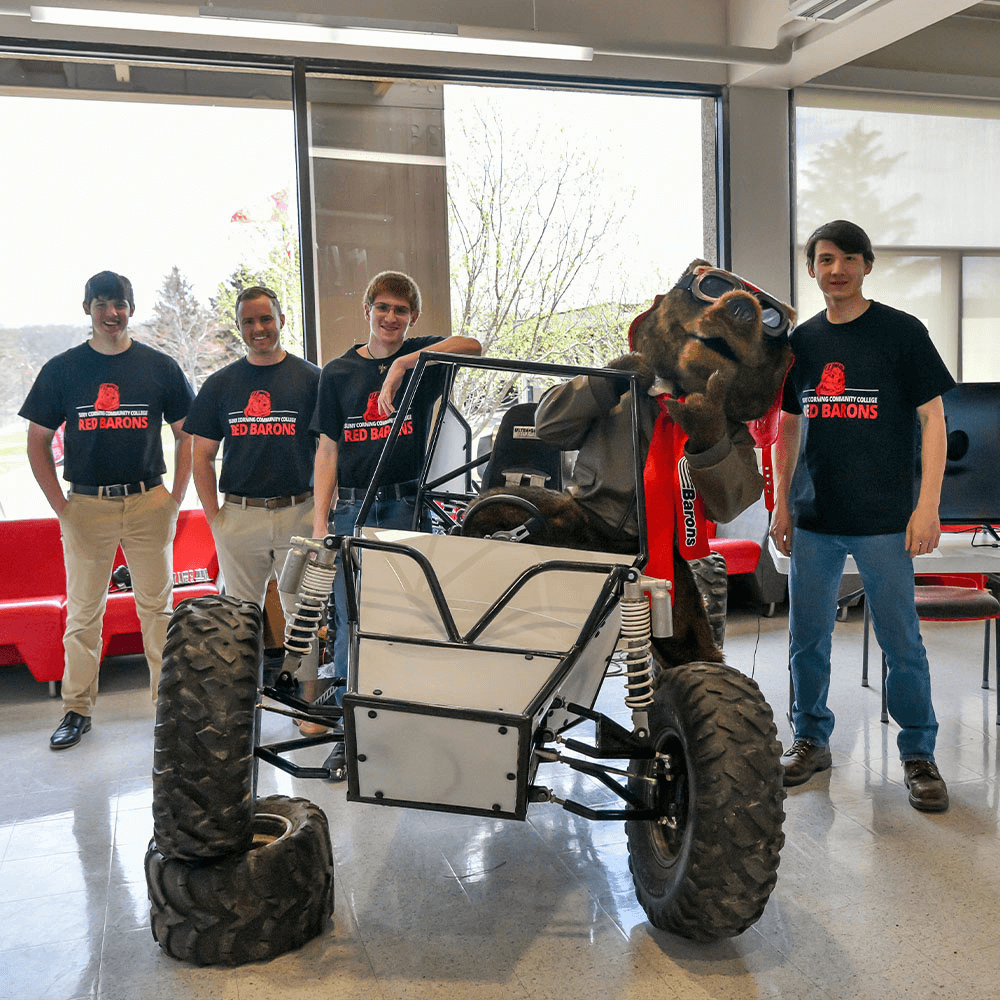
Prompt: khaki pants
<box><xmin>58</xmin><ymin>485</ymin><xmax>179</xmax><ymax>715</ymax></box>
<box><xmin>211</xmin><ymin>497</ymin><xmax>318</xmax><ymax>679</ymax></box>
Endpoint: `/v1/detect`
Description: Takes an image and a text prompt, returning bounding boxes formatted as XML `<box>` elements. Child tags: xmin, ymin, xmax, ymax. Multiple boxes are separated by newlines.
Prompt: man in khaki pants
<box><xmin>20</xmin><ymin>271</ymin><xmax>194</xmax><ymax>749</ymax></box>
<box><xmin>184</xmin><ymin>285</ymin><xmax>321</xmax><ymax>698</ymax></box>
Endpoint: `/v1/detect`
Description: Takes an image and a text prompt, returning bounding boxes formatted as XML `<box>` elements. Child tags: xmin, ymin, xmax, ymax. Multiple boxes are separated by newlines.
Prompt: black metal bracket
<box><xmin>260</xmin><ymin>684</ymin><xmax>344</xmax><ymax>728</ymax></box>
<box><xmin>563</xmin><ymin>701</ymin><xmax>654</xmax><ymax>758</ymax></box>
<box><xmin>256</xmin><ymin>735</ymin><xmax>340</xmax><ymax>780</ymax></box>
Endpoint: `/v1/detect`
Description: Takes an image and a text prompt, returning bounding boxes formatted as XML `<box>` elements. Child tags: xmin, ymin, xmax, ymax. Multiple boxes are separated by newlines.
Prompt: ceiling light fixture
<box><xmin>29</xmin><ymin>6</ymin><xmax>594</xmax><ymax>61</ymax></box>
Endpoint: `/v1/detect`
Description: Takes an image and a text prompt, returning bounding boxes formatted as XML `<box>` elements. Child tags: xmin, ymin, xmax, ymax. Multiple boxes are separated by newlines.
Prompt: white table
<box><xmin>770</xmin><ymin>528</ymin><xmax>1000</xmax><ymax>724</ymax></box>
<box><xmin>768</xmin><ymin>529</ymin><xmax>1000</xmax><ymax>578</ymax></box>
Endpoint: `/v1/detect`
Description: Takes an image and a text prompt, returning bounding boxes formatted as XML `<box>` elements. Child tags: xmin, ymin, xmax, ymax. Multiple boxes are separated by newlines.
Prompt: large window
<box><xmin>0</xmin><ymin>59</ymin><xmax>298</xmax><ymax>519</ymax></box>
<box><xmin>1</xmin><ymin>51</ymin><xmax>716</xmax><ymax>520</ymax></box>
<box><xmin>304</xmin><ymin>73</ymin><xmax>714</xmax><ymax>439</ymax></box>
<box><xmin>795</xmin><ymin>91</ymin><xmax>1000</xmax><ymax>381</ymax></box>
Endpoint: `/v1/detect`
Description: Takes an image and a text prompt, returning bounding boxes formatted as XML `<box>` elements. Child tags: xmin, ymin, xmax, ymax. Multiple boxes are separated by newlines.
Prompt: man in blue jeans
<box><xmin>771</xmin><ymin>220</ymin><xmax>954</xmax><ymax>812</ymax></box>
<box><xmin>310</xmin><ymin>271</ymin><xmax>480</xmax><ymax>777</ymax></box>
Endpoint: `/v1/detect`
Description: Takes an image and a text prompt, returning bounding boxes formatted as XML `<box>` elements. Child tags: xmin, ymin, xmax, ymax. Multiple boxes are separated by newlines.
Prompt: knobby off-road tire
<box><xmin>152</xmin><ymin>595</ymin><xmax>262</xmax><ymax>860</ymax></box>
<box><xmin>689</xmin><ymin>552</ymin><xmax>729</xmax><ymax>651</ymax></box>
<box><xmin>146</xmin><ymin>795</ymin><xmax>334</xmax><ymax>966</ymax></box>
<box><xmin>626</xmin><ymin>660</ymin><xmax>785</xmax><ymax>941</ymax></box>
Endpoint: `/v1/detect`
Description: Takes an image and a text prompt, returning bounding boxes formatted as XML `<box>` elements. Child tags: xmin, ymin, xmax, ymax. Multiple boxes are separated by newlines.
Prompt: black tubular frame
<box><xmin>351</xmin><ymin>353</ymin><xmax>649</xmax><ymax>570</ymax></box>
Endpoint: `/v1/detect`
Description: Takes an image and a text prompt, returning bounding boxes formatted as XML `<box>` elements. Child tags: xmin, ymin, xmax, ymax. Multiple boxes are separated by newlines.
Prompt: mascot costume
<box><xmin>462</xmin><ymin>259</ymin><xmax>794</xmax><ymax>671</ymax></box>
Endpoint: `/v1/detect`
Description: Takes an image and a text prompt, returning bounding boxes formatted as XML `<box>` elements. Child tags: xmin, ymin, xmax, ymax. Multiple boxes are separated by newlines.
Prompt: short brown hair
<box><xmin>235</xmin><ymin>285</ymin><xmax>282</xmax><ymax>323</ymax></box>
<box><xmin>363</xmin><ymin>271</ymin><xmax>421</xmax><ymax>315</ymax></box>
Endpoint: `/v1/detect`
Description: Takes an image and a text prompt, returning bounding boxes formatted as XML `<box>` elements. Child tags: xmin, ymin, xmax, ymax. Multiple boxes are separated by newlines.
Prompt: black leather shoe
<box><xmin>903</xmin><ymin>759</ymin><xmax>949</xmax><ymax>812</ymax></box>
<box><xmin>781</xmin><ymin>739</ymin><xmax>832</xmax><ymax>787</ymax></box>
<box><xmin>50</xmin><ymin>711</ymin><xmax>92</xmax><ymax>750</ymax></box>
<box><xmin>323</xmin><ymin>742</ymin><xmax>347</xmax><ymax>782</ymax></box>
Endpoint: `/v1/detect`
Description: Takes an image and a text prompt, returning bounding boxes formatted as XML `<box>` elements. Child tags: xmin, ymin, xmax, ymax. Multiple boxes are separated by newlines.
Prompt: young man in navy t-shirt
<box><xmin>771</xmin><ymin>220</ymin><xmax>954</xmax><ymax>812</ymax></box>
<box><xmin>20</xmin><ymin>271</ymin><xmax>193</xmax><ymax>749</ymax></box>
<box><xmin>310</xmin><ymin>270</ymin><xmax>481</xmax><ymax>777</ymax></box>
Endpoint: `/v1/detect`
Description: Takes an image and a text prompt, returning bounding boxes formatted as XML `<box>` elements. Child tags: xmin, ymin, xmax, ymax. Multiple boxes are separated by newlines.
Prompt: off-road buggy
<box><xmin>145</xmin><ymin>354</ymin><xmax>785</xmax><ymax>966</ymax></box>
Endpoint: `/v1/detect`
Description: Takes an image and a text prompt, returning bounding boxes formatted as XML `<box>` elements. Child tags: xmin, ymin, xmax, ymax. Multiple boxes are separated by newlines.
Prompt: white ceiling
<box><xmin>1</xmin><ymin>0</ymin><xmax>997</xmax><ymax>96</ymax></box>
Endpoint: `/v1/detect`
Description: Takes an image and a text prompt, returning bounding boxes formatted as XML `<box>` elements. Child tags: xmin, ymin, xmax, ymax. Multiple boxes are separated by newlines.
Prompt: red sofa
<box><xmin>0</xmin><ymin>509</ymin><xmax>219</xmax><ymax>691</ymax></box>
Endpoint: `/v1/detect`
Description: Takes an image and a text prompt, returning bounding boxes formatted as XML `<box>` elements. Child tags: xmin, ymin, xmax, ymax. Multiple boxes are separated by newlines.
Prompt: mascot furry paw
<box><xmin>462</xmin><ymin>260</ymin><xmax>793</xmax><ymax>670</ymax></box>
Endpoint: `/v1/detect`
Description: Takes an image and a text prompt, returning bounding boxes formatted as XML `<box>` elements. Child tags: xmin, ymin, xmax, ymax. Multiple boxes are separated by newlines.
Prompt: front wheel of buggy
<box><xmin>146</xmin><ymin>795</ymin><xmax>334</xmax><ymax>966</ymax></box>
<box><xmin>625</xmin><ymin>661</ymin><xmax>785</xmax><ymax>941</ymax></box>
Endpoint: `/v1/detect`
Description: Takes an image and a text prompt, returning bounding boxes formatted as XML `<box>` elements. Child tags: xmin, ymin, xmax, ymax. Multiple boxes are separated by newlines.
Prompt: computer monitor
<box><xmin>938</xmin><ymin>382</ymin><xmax>1000</xmax><ymax>533</ymax></box>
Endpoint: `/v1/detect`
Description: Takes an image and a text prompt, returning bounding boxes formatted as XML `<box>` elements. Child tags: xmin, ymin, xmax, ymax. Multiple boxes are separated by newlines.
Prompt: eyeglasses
<box><xmin>372</xmin><ymin>301</ymin><xmax>412</xmax><ymax>318</ymax></box>
<box><xmin>675</xmin><ymin>269</ymin><xmax>791</xmax><ymax>340</ymax></box>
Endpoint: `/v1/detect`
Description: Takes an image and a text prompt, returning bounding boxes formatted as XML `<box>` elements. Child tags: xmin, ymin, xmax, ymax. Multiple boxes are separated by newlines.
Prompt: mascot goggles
<box><xmin>676</xmin><ymin>269</ymin><xmax>791</xmax><ymax>340</ymax></box>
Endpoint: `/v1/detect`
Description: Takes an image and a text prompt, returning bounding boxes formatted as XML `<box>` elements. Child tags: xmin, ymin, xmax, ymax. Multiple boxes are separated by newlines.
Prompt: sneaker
<box><xmin>903</xmin><ymin>759</ymin><xmax>949</xmax><ymax>813</ymax></box>
<box><xmin>781</xmin><ymin>739</ymin><xmax>832</xmax><ymax>787</ymax></box>
<box><xmin>324</xmin><ymin>742</ymin><xmax>347</xmax><ymax>783</ymax></box>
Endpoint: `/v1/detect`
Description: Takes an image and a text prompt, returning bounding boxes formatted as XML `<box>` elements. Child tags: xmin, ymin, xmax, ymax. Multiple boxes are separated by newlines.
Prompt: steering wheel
<box><xmin>459</xmin><ymin>493</ymin><xmax>549</xmax><ymax>543</ymax></box>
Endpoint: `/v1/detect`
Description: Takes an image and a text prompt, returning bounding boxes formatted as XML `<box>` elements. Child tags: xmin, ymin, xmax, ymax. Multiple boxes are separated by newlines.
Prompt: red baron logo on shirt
<box><xmin>801</xmin><ymin>362</ymin><xmax>879</xmax><ymax>420</ymax></box>
<box><xmin>228</xmin><ymin>396</ymin><xmax>298</xmax><ymax>436</ymax></box>
<box><xmin>244</xmin><ymin>390</ymin><xmax>271</xmax><ymax>418</ymax></box>
<box><xmin>95</xmin><ymin>383</ymin><xmax>120</xmax><ymax>410</ymax></box>
<box><xmin>816</xmin><ymin>363</ymin><xmax>845</xmax><ymax>396</ymax></box>
<box><xmin>77</xmin><ymin>386</ymin><xmax>149</xmax><ymax>430</ymax></box>
<box><xmin>363</xmin><ymin>392</ymin><xmax>381</xmax><ymax>422</ymax></box>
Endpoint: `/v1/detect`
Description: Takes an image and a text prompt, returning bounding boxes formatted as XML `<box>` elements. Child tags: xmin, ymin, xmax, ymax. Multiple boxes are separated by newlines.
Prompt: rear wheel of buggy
<box><xmin>146</xmin><ymin>794</ymin><xmax>334</xmax><ymax>966</ymax></box>
<box><xmin>152</xmin><ymin>595</ymin><xmax>262</xmax><ymax>860</ymax></box>
<box><xmin>625</xmin><ymin>660</ymin><xmax>785</xmax><ymax>941</ymax></box>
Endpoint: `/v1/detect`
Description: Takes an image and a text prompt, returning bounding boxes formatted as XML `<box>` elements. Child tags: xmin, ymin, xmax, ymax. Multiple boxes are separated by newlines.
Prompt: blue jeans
<box><xmin>318</xmin><ymin>495</ymin><xmax>427</xmax><ymax>695</ymax></box>
<box><xmin>788</xmin><ymin>528</ymin><xmax>938</xmax><ymax>761</ymax></box>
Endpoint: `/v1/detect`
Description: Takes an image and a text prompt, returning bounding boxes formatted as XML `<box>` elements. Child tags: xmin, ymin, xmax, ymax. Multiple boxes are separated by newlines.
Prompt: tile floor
<box><xmin>2</xmin><ymin>597</ymin><xmax>999</xmax><ymax>1000</ymax></box>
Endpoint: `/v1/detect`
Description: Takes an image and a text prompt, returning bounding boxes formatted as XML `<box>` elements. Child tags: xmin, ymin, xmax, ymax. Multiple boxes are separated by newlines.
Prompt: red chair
<box><xmin>100</xmin><ymin>509</ymin><xmax>220</xmax><ymax>660</ymax></box>
<box><xmin>0</xmin><ymin>510</ymin><xmax>219</xmax><ymax>691</ymax></box>
<box><xmin>0</xmin><ymin>518</ymin><xmax>68</xmax><ymax>694</ymax></box>
<box><xmin>862</xmin><ymin>572</ymin><xmax>1000</xmax><ymax>724</ymax></box>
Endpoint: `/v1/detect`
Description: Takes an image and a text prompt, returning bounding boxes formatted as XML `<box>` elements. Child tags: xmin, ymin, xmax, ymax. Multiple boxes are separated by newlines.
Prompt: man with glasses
<box><xmin>771</xmin><ymin>219</ymin><xmax>954</xmax><ymax>812</ymax></box>
<box><xmin>20</xmin><ymin>270</ymin><xmax>193</xmax><ymax>749</ymax></box>
<box><xmin>310</xmin><ymin>270</ymin><xmax>481</xmax><ymax>777</ymax></box>
<box><xmin>184</xmin><ymin>284</ymin><xmax>321</xmax><ymax>693</ymax></box>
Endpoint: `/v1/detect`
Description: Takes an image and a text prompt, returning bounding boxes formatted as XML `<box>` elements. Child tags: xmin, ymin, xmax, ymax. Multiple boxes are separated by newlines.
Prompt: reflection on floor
<box><xmin>2</xmin><ymin>599</ymin><xmax>999</xmax><ymax>1000</ymax></box>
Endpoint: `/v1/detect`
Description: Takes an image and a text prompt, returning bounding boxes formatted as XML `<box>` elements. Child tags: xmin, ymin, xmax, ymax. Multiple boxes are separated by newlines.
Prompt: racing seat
<box><xmin>480</xmin><ymin>402</ymin><xmax>563</xmax><ymax>492</ymax></box>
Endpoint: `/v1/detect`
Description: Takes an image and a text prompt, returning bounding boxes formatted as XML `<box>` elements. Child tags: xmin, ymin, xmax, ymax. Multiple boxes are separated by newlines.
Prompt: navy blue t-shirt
<box><xmin>184</xmin><ymin>353</ymin><xmax>320</xmax><ymax>497</ymax></box>
<box><xmin>782</xmin><ymin>301</ymin><xmax>955</xmax><ymax>536</ymax></box>
<box><xmin>311</xmin><ymin>337</ymin><xmax>447</xmax><ymax>489</ymax></box>
<box><xmin>19</xmin><ymin>340</ymin><xmax>193</xmax><ymax>486</ymax></box>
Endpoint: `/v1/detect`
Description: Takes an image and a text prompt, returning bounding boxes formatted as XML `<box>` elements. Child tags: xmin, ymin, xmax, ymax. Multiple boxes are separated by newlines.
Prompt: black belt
<box><xmin>338</xmin><ymin>480</ymin><xmax>418</xmax><ymax>502</ymax></box>
<box><xmin>224</xmin><ymin>490</ymin><xmax>313</xmax><ymax>510</ymax></box>
<box><xmin>71</xmin><ymin>476</ymin><xmax>163</xmax><ymax>498</ymax></box>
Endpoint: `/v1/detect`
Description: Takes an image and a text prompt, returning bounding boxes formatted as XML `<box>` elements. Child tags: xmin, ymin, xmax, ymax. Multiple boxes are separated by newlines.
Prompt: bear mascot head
<box><xmin>462</xmin><ymin>259</ymin><xmax>793</xmax><ymax>669</ymax></box>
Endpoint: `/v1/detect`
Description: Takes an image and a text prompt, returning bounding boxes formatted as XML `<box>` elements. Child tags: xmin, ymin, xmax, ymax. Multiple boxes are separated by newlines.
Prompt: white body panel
<box><xmin>346</xmin><ymin>529</ymin><xmax>633</xmax><ymax>816</ymax></box>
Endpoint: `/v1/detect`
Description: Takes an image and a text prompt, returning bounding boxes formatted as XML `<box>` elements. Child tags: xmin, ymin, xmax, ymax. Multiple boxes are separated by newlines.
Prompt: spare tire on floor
<box><xmin>146</xmin><ymin>795</ymin><xmax>334</xmax><ymax>966</ymax></box>
<box><xmin>152</xmin><ymin>595</ymin><xmax>262</xmax><ymax>860</ymax></box>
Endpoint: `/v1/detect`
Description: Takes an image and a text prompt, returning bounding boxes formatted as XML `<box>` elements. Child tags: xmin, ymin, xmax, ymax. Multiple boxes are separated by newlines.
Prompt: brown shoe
<box><xmin>781</xmin><ymin>739</ymin><xmax>832</xmax><ymax>787</ymax></box>
<box><xmin>903</xmin><ymin>759</ymin><xmax>949</xmax><ymax>813</ymax></box>
<box><xmin>295</xmin><ymin>719</ymin><xmax>329</xmax><ymax>736</ymax></box>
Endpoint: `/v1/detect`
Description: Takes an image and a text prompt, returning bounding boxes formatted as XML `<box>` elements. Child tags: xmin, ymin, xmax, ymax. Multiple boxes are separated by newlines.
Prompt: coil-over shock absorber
<box><xmin>619</xmin><ymin>570</ymin><xmax>672</xmax><ymax>710</ymax></box>
<box><xmin>277</xmin><ymin>536</ymin><xmax>338</xmax><ymax>673</ymax></box>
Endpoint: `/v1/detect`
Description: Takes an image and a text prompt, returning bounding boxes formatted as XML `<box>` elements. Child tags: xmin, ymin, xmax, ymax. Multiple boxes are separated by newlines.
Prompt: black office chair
<box><xmin>480</xmin><ymin>402</ymin><xmax>563</xmax><ymax>492</ymax></box>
